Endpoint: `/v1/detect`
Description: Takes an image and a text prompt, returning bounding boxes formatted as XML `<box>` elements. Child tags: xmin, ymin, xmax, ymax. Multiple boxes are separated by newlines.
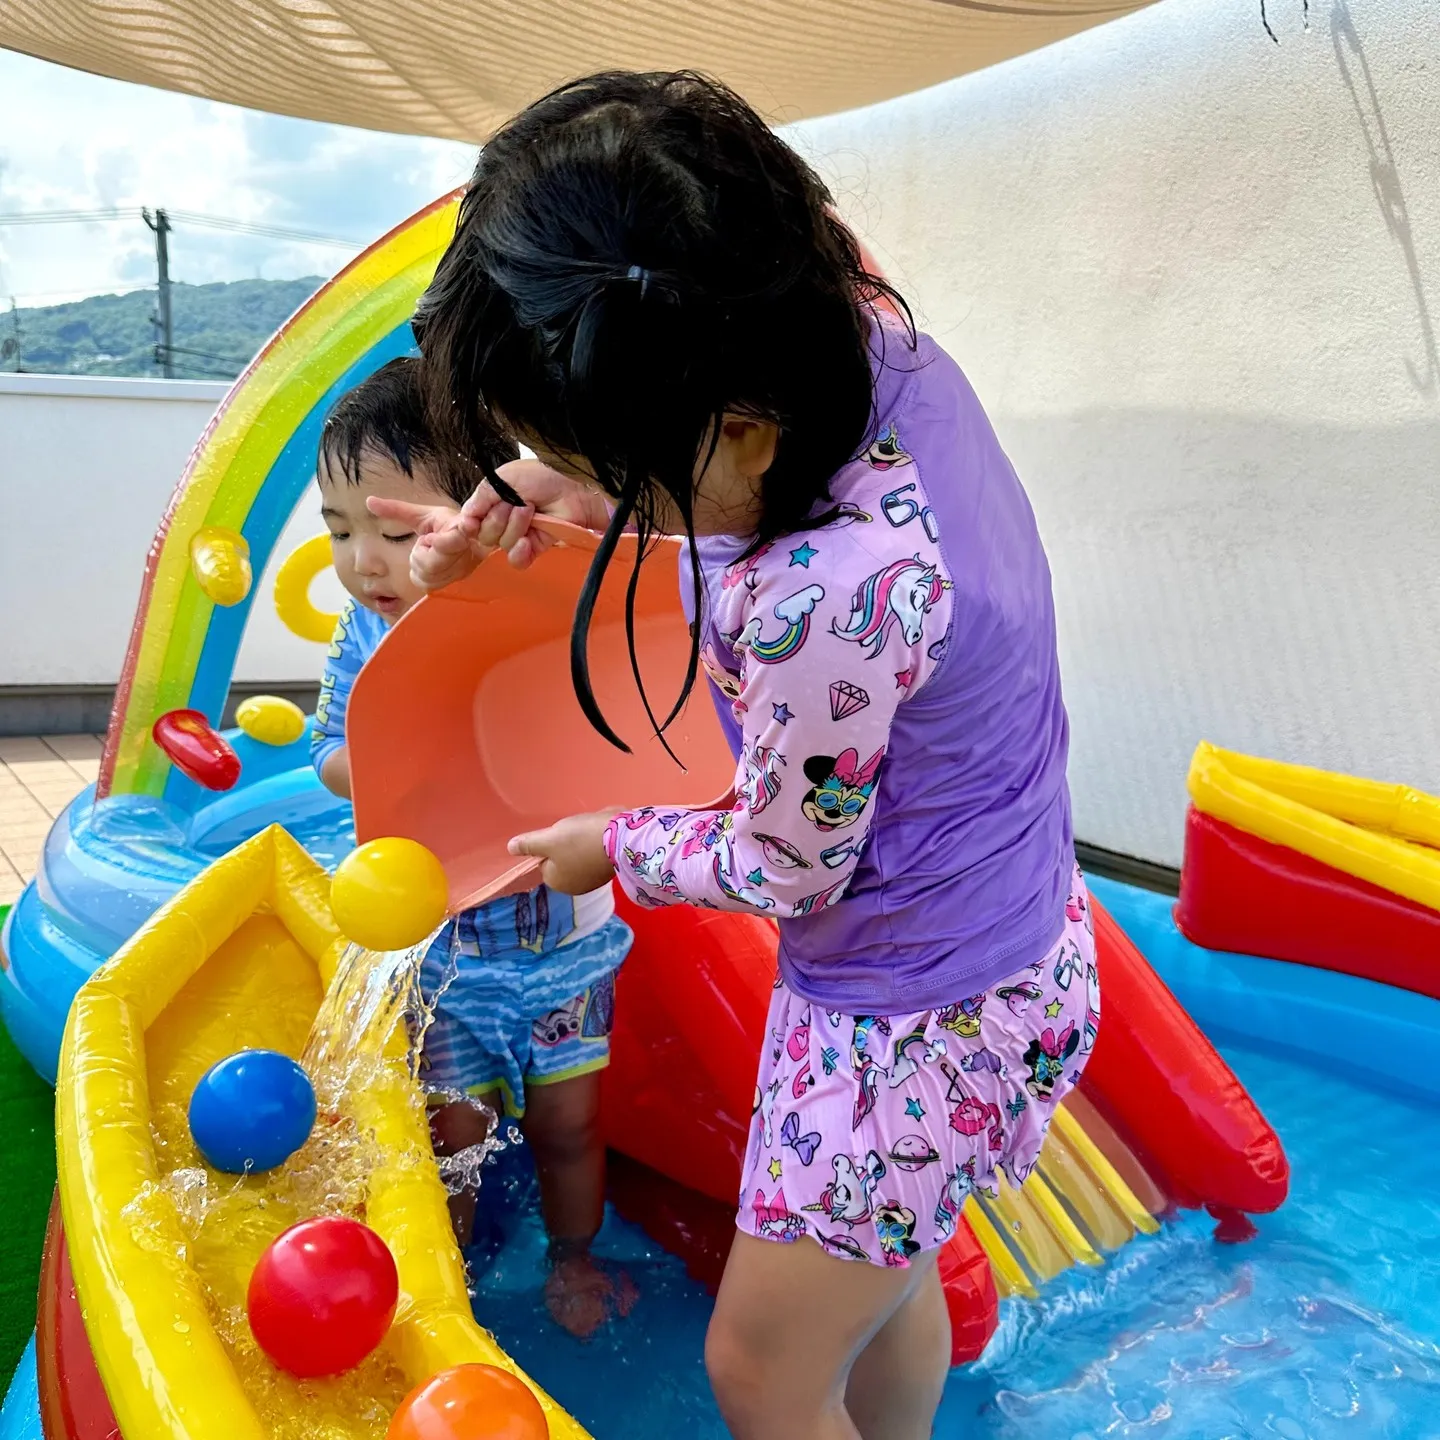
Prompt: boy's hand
<box><xmin>509</xmin><ymin>810</ymin><xmax>618</xmax><ymax>895</ymax></box>
<box><xmin>363</xmin><ymin>494</ymin><xmax>496</xmax><ymax>592</ymax></box>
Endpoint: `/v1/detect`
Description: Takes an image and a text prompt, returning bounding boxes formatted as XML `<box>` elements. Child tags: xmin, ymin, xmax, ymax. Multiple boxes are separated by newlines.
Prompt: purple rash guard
<box><xmin>604</xmin><ymin>324</ymin><xmax>1074</xmax><ymax>1014</ymax></box>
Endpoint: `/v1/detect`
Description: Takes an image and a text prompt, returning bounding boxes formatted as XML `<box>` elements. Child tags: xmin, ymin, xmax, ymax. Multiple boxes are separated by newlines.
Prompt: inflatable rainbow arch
<box><xmin>100</xmin><ymin>193</ymin><xmax>464</xmax><ymax>803</ymax></box>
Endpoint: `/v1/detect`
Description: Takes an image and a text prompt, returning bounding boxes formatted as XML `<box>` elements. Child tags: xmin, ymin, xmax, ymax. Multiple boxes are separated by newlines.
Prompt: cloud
<box><xmin>0</xmin><ymin>50</ymin><xmax>474</xmax><ymax>306</ymax></box>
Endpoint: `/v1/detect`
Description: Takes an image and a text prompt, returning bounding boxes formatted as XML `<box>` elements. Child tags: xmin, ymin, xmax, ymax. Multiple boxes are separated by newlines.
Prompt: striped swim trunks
<box><xmin>418</xmin><ymin>894</ymin><xmax>631</xmax><ymax>1116</ymax></box>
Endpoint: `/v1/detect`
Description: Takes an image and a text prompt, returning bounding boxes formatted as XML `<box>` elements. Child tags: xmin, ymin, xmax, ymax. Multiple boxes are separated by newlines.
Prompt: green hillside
<box><xmin>3</xmin><ymin>276</ymin><xmax>325</xmax><ymax>380</ymax></box>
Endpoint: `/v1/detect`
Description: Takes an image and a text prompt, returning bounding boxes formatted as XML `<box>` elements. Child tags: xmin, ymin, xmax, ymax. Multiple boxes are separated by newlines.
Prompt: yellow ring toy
<box><xmin>274</xmin><ymin>534</ymin><xmax>339</xmax><ymax>643</ymax></box>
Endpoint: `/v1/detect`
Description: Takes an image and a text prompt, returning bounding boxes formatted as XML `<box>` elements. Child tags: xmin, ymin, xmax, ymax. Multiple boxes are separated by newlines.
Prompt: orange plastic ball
<box><xmin>387</xmin><ymin>1364</ymin><xmax>549</xmax><ymax>1440</ymax></box>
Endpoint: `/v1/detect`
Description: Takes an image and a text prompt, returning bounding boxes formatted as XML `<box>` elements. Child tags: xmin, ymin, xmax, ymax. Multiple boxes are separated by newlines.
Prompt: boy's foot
<box><xmin>544</xmin><ymin>1250</ymin><xmax>638</xmax><ymax>1339</ymax></box>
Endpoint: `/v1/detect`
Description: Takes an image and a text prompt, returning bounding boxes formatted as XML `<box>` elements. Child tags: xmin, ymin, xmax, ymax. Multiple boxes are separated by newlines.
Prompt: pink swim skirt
<box><xmin>737</xmin><ymin>869</ymin><xmax>1099</xmax><ymax>1268</ymax></box>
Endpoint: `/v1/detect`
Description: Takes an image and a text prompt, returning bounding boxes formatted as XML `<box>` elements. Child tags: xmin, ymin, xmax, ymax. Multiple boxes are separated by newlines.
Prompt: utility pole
<box><xmin>1</xmin><ymin>298</ymin><xmax>21</xmax><ymax>372</ymax></box>
<box><xmin>142</xmin><ymin>207</ymin><xmax>173</xmax><ymax>378</ymax></box>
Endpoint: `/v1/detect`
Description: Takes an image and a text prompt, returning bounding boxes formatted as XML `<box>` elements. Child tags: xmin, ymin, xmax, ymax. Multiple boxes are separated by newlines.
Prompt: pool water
<box><xmin>272</xmin><ymin>808</ymin><xmax>1440</xmax><ymax>1435</ymax></box>
<box><xmin>240</xmin><ymin>805</ymin><xmax>358</xmax><ymax>873</ymax></box>
<box><xmin>467</xmin><ymin>1042</ymin><xmax>1440</xmax><ymax>1440</ymax></box>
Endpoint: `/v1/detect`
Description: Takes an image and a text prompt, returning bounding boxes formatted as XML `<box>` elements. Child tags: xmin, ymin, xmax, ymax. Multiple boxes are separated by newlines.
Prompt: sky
<box><xmin>0</xmin><ymin>49</ymin><xmax>477</xmax><ymax>308</ymax></box>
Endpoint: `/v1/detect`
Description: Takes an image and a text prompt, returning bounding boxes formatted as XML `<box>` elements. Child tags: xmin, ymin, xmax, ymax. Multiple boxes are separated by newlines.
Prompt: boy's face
<box><xmin>319</xmin><ymin>449</ymin><xmax>451</xmax><ymax>622</ymax></box>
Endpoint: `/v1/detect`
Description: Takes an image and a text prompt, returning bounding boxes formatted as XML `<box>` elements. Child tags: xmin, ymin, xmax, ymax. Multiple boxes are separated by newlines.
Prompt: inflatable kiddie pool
<box><xmin>0</xmin><ymin>195</ymin><xmax>1292</xmax><ymax>1438</ymax></box>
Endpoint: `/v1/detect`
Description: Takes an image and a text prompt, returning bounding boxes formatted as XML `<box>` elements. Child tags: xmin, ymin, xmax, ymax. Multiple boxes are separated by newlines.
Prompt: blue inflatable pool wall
<box><xmin>0</xmin><ymin>720</ymin><xmax>350</xmax><ymax>1084</ymax></box>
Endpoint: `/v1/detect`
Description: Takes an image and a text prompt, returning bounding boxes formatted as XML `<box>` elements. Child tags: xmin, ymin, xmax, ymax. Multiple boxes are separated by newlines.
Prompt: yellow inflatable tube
<box><xmin>273</xmin><ymin>533</ymin><xmax>341</xmax><ymax>643</ymax></box>
<box><xmin>1188</xmin><ymin>741</ymin><xmax>1440</xmax><ymax>912</ymax></box>
<box><xmin>55</xmin><ymin>824</ymin><xmax>589</xmax><ymax>1440</ymax></box>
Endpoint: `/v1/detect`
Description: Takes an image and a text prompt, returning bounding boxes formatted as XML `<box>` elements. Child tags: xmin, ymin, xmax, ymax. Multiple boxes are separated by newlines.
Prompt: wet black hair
<box><xmin>415</xmin><ymin>70</ymin><xmax>913</xmax><ymax>750</ymax></box>
<box><xmin>318</xmin><ymin>354</ymin><xmax>517</xmax><ymax>507</ymax></box>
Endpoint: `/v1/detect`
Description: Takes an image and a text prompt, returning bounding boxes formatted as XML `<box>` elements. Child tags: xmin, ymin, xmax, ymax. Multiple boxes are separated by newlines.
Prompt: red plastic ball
<box><xmin>247</xmin><ymin>1216</ymin><xmax>399</xmax><ymax>1377</ymax></box>
<box><xmin>387</xmin><ymin>1364</ymin><xmax>549</xmax><ymax>1440</ymax></box>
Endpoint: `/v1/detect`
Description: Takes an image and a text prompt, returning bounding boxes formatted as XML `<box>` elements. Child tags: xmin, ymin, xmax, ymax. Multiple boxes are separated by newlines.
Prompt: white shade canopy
<box><xmin>1</xmin><ymin>0</ymin><xmax>1153</xmax><ymax>140</ymax></box>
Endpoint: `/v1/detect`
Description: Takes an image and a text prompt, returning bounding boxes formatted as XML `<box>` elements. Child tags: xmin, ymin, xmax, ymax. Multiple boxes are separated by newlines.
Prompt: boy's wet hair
<box><xmin>415</xmin><ymin>70</ymin><xmax>913</xmax><ymax>752</ymax></box>
<box><xmin>318</xmin><ymin>355</ymin><xmax>517</xmax><ymax>507</ymax></box>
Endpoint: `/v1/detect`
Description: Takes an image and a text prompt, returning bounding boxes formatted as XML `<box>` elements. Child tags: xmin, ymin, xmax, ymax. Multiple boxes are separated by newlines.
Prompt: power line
<box><xmin>3</xmin><ymin>283</ymin><xmax>155</xmax><ymax>305</ymax></box>
<box><xmin>0</xmin><ymin>207</ymin><xmax>141</xmax><ymax>226</ymax></box>
<box><xmin>1</xmin><ymin>203</ymin><xmax>346</xmax><ymax>379</ymax></box>
<box><xmin>0</xmin><ymin>206</ymin><xmax>362</xmax><ymax>248</ymax></box>
<box><xmin>167</xmin><ymin>210</ymin><xmax>362</xmax><ymax>249</ymax></box>
<box><xmin>166</xmin><ymin>343</ymin><xmax>250</xmax><ymax>366</ymax></box>
<box><xmin>170</xmin><ymin>361</ymin><xmax>240</xmax><ymax>380</ymax></box>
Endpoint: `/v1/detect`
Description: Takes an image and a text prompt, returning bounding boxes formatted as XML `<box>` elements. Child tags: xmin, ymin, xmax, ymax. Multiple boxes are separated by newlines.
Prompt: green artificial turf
<box><xmin>0</xmin><ymin>904</ymin><xmax>57</xmax><ymax>1382</ymax></box>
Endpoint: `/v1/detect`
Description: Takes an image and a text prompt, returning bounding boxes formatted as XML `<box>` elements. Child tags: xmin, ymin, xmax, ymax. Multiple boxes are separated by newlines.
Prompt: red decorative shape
<box><xmin>1177</xmin><ymin>805</ymin><xmax>1440</xmax><ymax>999</ymax></box>
<box><xmin>151</xmin><ymin>708</ymin><xmax>240</xmax><ymax>791</ymax></box>
<box><xmin>1080</xmin><ymin>897</ymin><xmax>1289</xmax><ymax>1216</ymax></box>
<box><xmin>1208</xmin><ymin>1204</ymin><xmax>1260</xmax><ymax>1244</ymax></box>
<box><xmin>36</xmin><ymin>1190</ymin><xmax>122</xmax><ymax>1439</ymax></box>
<box><xmin>937</xmin><ymin>1227</ymin><xmax>1000</xmax><ymax>1365</ymax></box>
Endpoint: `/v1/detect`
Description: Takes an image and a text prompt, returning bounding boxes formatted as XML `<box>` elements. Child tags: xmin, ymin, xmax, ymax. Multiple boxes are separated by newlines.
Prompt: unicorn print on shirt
<box><xmin>832</xmin><ymin>556</ymin><xmax>947</xmax><ymax>658</ymax></box>
<box><xmin>740</xmin><ymin>740</ymin><xmax>785</xmax><ymax>815</ymax></box>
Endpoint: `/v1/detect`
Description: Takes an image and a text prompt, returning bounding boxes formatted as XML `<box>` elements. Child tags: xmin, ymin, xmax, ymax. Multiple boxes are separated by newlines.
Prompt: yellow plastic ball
<box><xmin>235</xmin><ymin>695</ymin><xmax>307</xmax><ymax>747</ymax></box>
<box><xmin>331</xmin><ymin>838</ymin><xmax>449</xmax><ymax>951</ymax></box>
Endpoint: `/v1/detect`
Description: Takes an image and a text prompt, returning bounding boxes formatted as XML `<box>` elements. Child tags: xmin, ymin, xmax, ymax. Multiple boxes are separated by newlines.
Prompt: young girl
<box><xmin>376</xmin><ymin>72</ymin><xmax>1096</xmax><ymax>1439</ymax></box>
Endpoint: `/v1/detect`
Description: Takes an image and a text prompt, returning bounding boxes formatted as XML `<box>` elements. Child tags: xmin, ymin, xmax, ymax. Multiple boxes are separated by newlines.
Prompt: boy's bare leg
<box><xmin>429</xmin><ymin>1091</ymin><xmax>499</xmax><ymax>1246</ymax></box>
<box><xmin>522</xmin><ymin>1070</ymin><xmax>635</xmax><ymax>1337</ymax></box>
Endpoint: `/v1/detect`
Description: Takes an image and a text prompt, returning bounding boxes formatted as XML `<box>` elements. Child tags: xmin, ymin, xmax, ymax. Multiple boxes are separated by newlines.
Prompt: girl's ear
<box><xmin>721</xmin><ymin>415</ymin><xmax>779</xmax><ymax>478</ymax></box>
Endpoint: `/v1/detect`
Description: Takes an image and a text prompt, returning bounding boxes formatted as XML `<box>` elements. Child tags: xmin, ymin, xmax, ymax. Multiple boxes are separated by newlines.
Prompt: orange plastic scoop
<box><xmin>345</xmin><ymin>518</ymin><xmax>737</xmax><ymax>912</ymax></box>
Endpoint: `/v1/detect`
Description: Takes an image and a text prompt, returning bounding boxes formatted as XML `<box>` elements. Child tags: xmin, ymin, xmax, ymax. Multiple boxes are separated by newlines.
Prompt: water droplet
<box><xmin>174</xmin><ymin>1320</ymin><xmax>190</xmax><ymax>1334</ymax></box>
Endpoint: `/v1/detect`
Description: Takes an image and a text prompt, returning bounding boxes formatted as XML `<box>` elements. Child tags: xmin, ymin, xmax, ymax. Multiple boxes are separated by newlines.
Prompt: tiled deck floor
<box><xmin>0</xmin><ymin>735</ymin><xmax>101</xmax><ymax>906</ymax></box>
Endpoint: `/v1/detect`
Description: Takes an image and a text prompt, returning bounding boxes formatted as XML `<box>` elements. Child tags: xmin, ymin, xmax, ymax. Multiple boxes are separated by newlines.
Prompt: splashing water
<box><xmin>122</xmin><ymin>924</ymin><xmax>507</xmax><ymax>1438</ymax></box>
<box><xmin>305</xmin><ymin>935</ymin><xmax>512</xmax><ymax>1197</ymax></box>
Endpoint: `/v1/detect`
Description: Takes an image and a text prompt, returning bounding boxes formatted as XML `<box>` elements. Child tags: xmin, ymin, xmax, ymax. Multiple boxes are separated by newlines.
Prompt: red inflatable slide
<box><xmin>601</xmin><ymin>889</ymin><xmax>1288</xmax><ymax>1364</ymax></box>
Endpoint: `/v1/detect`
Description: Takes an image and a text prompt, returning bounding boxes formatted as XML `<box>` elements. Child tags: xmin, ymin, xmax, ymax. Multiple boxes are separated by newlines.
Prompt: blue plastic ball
<box><xmin>188</xmin><ymin>1050</ymin><xmax>317</xmax><ymax>1174</ymax></box>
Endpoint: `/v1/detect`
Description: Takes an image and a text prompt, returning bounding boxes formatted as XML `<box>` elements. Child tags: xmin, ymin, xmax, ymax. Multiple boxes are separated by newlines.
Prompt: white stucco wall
<box><xmin>0</xmin><ymin>373</ymin><xmax>341</xmax><ymax>688</ymax></box>
<box><xmin>792</xmin><ymin>0</ymin><xmax>1440</xmax><ymax>866</ymax></box>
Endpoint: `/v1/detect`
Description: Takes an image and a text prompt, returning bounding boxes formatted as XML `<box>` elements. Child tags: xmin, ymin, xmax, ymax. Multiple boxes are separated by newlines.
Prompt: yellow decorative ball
<box><xmin>331</xmin><ymin>838</ymin><xmax>448</xmax><ymax>952</ymax></box>
<box><xmin>190</xmin><ymin>526</ymin><xmax>253</xmax><ymax>607</ymax></box>
<box><xmin>235</xmin><ymin>695</ymin><xmax>307</xmax><ymax>747</ymax></box>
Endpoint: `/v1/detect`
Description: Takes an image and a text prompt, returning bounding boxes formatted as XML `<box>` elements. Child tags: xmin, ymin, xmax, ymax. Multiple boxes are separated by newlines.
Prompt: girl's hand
<box><xmin>461</xmin><ymin>459</ymin><xmax>612</xmax><ymax>571</ymax></box>
<box><xmin>509</xmin><ymin>810</ymin><xmax>618</xmax><ymax>895</ymax></box>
